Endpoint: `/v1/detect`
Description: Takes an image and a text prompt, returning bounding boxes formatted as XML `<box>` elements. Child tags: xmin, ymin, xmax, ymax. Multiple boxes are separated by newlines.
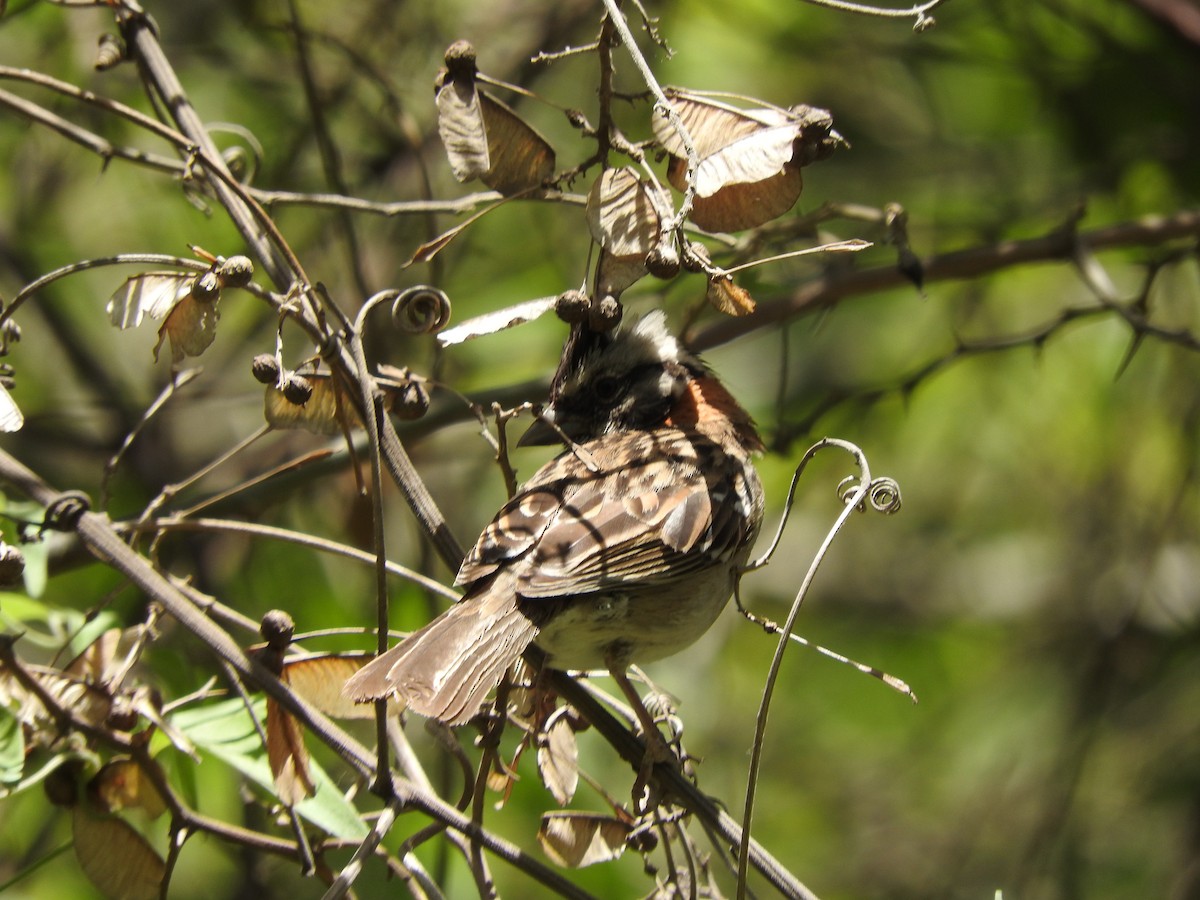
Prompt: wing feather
<box><xmin>457</xmin><ymin>429</ymin><xmax>756</xmax><ymax>600</ymax></box>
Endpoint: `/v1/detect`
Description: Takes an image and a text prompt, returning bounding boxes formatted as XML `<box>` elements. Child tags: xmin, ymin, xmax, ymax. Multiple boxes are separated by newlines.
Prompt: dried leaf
<box><xmin>436</xmin><ymin>72</ymin><xmax>554</xmax><ymax>195</ymax></box>
<box><xmin>691</xmin><ymin>122</ymin><xmax>806</xmax><ymax>198</ymax></box>
<box><xmin>403</xmin><ymin>198</ymin><xmax>508</xmax><ymax>268</ymax></box>
<box><xmin>73</xmin><ymin>805</ymin><xmax>165</xmax><ymax>900</ymax></box>
<box><xmin>106</xmin><ymin>273</ymin><xmax>192</xmax><ymax>330</ymax></box>
<box><xmin>436</xmin><ymin>295</ymin><xmax>558</xmax><ymax>347</ymax></box>
<box><xmin>266</xmin><ymin>696</ymin><xmax>315</xmax><ymax>806</ymax></box>
<box><xmin>671</xmin><ymin>156</ymin><xmax>804</xmax><ymax>232</ymax></box>
<box><xmin>0</xmin><ymin>705</ymin><xmax>23</xmax><ymax>785</ymax></box>
<box><xmin>537</xmin><ymin>812</ymin><xmax>632</xmax><ymax>868</ymax></box>
<box><xmin>0</xmin><ymin>382</ymin><xmax>22</xmax><ymax>432</ymax></box>
<box><xmin>486</xmin><ymin>767</ymin><xmax>515</xmax><ymax>795</ymax></box>
<box><xmin>282</xmin><ymin>654</ymin><xmax>394</xmax><ymax>720</ymax></box>
<box><xmin>152</xmin><ymin>294</ymin><xmax>219</xmax><ymax>363</ymax></box>
<box><xmin>595</xmin><ymin>251</ymin><xmax>648</xmax><ymax>298</ymax></box>
<box><xmin>0</xmin><ymin>664</ymin><xmax>113</xmax><ymax>743</ymax></box>
<box><xmin>128</xmin><ymin>687</ymin><xmax>198</xmax><ymax>760</ymax></box>
<box><xmin>435</xmin><ymin>75</ymin><xmax>491</xmax><ymax>182</ymax></box>
<box><xmin>89</xmin><ymin>758</ymin><xmax>167</xmax><ymax>819</ymax></box>
<box><xmin>263</xmin><ymin>375</ymin><xmax>351</xmax><ymax>436</ymax></box>
<box><xmin>706</xmin><ymin>274</ymin><xmax>757</xmax><ymax>316</ymax></box>
<box><xmin>586</xmin><ymin>168</ymin><xmax>661</xmax><ymax>258</ymax></box>
<box><xmin>63</xmin><ymin>628</ymin><xmax>123</xmax><ymax>684</ymax></box>
<box><xmin>478</xmin><ymin>93</ymin><xmax>555</xmax><ymax>194</ymax></box>
<box><xmin>537</xmin><ymin>709</ymin><xmax>579</xmax><ymax>806</ymax></box>
<box><xmin>654</xmin><ymin>88</ymin><xmax>841</xmax><ymax>231</ymax></box>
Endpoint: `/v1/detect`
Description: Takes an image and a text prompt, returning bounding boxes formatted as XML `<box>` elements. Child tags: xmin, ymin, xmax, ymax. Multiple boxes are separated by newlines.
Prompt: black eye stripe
<box><xmin>592</xmin><ymin>374</ymin><xmax>624</xmax><ymax>402</ymax></box>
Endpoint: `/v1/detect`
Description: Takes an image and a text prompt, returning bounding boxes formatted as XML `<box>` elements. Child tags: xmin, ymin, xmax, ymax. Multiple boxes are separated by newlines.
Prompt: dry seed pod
<box><xmin>588</xmin><ymin>295</ymin><xmax>622</xmax><ymax>331</ymax></box>
<box><xmin>251</xmin><ymin>354</ymin><xmax>280</xmax><ymax>385</ymax></box>
<box><xmin>0</xmin><ymin>541</ymin><xmax>24</xmax><ymax>586</ymax></box>
<box><xmin>95</xmin><ymin>34</ymin><xmax>125</xmax><ymax>71</ymax></box>
<box><xmin>190</xmin><ymin>270</ymin><xmax>221</xmax><ymax>303</ymax></box>
<box><xmin>104</xmin><ymin>700</ymin><xmax>140</xmax><ymax>734</ymax></box>
<box><xmin>281</xmin><ymin>373</ymin><xmax>313</xmax><ymax>406</ymax></box>
<box><xmin>682</xmin><ymin>240</ymin><xmax>712</xmax><ymax>273</ymax></box>
<box><xmin>555</xmin><ymin>289</ymin><xmax>590</xmax><ymax>324</ymax></box>
<box><xmin>260</xmin><ymin>609</ymin><xmax>295</xmax><ymax>648</ymax></box>
<box><xmin>443</xmin><ymin>39</ymin><xmax>477</xmax><ymax>79</ymax></box>
<box><xmin>389</xmin><ymin>380</ymin><xmax>430</xmax><ymax>420</ymax></box>
<box><xmin>216</xmin><ymin>255</ymin><xmax>254</xmax><ymax>289</ymax></box>
<box><xmin>646</xmin><ymin>238</ymin><xmax>681</xmax><ymax>280</ymax></box>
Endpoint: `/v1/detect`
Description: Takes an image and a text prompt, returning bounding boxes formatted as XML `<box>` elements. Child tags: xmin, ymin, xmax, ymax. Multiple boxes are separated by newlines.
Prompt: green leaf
<box><xmin>0</xmin><ymin>704</ymin><xmax>25</xmax><ymax>784</ymax></box>
<box><xmin>63</xmin><ymin>613</ymin><xmax>123</xmax><ymax>666</ymax></box>
<box><xmin>0</xmin><ymin>591</ymin><xmax>49</xmax><ymax>622</ymax></box>
<box><xmin>169</xmin><ymin>698</ymin><xmax>367</xmax><ymax>840</ymax></box>
<box><xmin>18</xmin><ymin>539</ymin><xmax>47</xmax><ymax>599</ymax></box>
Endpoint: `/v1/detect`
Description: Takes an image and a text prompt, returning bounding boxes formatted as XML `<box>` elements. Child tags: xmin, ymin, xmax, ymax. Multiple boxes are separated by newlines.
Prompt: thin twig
<box><xmin>735</xmin><ymin>438</ymin><xmax>875</xmax><ymax>900</ymax></box>
<box><xmin>121</xmin><ymin>516</ymin><xmax>459</xmax><ymax>601</ymax></box>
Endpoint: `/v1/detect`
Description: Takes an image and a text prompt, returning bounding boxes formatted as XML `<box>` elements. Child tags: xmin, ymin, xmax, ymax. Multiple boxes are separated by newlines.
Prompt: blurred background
<box><xmin>0</xmin><ymin>0</ymin><xmax>1198</xmax><ymax>897</ymax></box>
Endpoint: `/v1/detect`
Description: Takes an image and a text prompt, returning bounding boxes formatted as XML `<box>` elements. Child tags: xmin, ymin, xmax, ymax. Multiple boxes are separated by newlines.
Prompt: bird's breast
<box><xmin>529</xmin><ymin>565</ymin><xmax>738</xmax><ymax>671</ymax></box>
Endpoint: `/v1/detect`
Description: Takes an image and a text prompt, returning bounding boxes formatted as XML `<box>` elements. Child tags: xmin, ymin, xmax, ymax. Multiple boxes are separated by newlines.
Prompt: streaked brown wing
<box><xmin>456</xmin><ymin>483</ymin><xmax>564</xmax><ymax>584</ymax></box>
<box><xmin>519</xmin><ymin>458</ymin><xmax>755</xmax><ymax>597</ymax></box>
<box><xmin>455</xmin><ymin>431</ymin><xmax>659</xmax><ymax>585</ymax></box>
<box><xmin>456</xmin><ymin>429</ymin><xmax>754</xmax><ymax>596</ymax></box>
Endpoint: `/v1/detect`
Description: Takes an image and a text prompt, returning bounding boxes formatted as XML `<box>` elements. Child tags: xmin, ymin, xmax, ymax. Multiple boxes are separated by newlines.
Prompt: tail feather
<box><xmin>343</xmin><ymin>591</ymin><xmax>539</xmax><ymax>726</ymax></box>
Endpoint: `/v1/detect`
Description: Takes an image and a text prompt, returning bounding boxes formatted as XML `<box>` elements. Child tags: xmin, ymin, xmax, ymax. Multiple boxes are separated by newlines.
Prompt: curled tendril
<box><xmin>391</xmin><ymin>285</ymin><xmax>451</xmax><ymax>334</ymax></box>
<box><xmin>838</xmin><ymin>475</ymin><xmax>903</xmax><ymax>514</ymax></box>
<box><xmin>868</xmin><ymin>476</ymin><xmax>903</xmax><ymax>514</ymax></box>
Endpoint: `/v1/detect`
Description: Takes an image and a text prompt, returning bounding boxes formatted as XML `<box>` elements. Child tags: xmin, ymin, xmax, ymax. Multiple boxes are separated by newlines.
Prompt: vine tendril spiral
<box><xmin>391</xmin><ymin>285</ymin><xmax>451</xmax><ymax>334</ymax></box>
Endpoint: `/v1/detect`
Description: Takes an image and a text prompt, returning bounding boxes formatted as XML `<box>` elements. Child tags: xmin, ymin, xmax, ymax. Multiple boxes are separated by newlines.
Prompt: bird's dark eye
<box><xmin>591</xmin><ymin>374</ymin><xmax>624</xmax><ymax>404</ymax></box>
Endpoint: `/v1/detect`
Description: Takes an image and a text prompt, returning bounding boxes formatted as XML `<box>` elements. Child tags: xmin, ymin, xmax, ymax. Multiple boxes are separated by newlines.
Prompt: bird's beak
<box><xmin>518</xmin><ymin>409</ymin><xmax>561</xmax><ymax>447</ymax></box>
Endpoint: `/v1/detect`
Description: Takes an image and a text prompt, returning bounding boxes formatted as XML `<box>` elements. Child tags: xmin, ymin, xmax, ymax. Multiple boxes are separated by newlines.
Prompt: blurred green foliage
<box><xmin>0</xmin><ymin>0</ymin><xmax>1197</xmax><ymax>898</ymax></box>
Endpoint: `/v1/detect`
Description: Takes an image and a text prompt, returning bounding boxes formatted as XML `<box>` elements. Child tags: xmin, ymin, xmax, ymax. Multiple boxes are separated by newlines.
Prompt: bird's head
<box><xmin>521</xmin><ymin>311</ymin><xmax>761</xmax><ymax>452</ymax></box>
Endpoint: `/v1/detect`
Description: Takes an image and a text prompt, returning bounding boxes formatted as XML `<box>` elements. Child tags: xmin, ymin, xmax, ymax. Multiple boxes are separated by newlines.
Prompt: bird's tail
<box><xmin>342</xmin><ymin>590</ymin><xmax>539</xmax><ymax>726</ymax></box>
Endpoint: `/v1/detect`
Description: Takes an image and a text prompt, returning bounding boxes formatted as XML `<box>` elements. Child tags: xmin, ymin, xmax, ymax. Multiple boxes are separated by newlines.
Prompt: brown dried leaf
<box><xmin>436</xmin><ymin>73</ymin><xmax>554</xmax><ymax>195</ymax></box>
<box><xmin>89</xmin><ymin>758</ymin><xmax>167</xmax><ymax>819</ymax></box>
<box><xmin>0</xmin><ymin>383</ymin><xmax>22</xmax><ymax>432</ymax></box>
<box><xmin>595</xmin><ymin>251</ymin><xmax>647</xmax><ymax>298</ymax></box>
<box><xmin>403</xmin><ymin>198</ymin><xmax>509</xmax><ymax>268</ymax></box>
<box><xmin>586</xmin><ymin>168</ymin><xmax>661</xmax><ymax>258</ymax></box>
<box><xmin>676</xmin><ymin>160</ymin><xmax>804</xmax><ymax>232</ymax></box>
<box><xmin>435</xmin><ymin>75</ymin><xmax>490</xmax><ymax>182</ymax></box>
<box><xmin>152</xmin><ymin>294</ymin><xmax>219</xmax><ymax>363</ymax></box>
<box><xmin>486</xmin><ymin>767</ymin><xmax>515</xmax><ymax>795</ymax></box>
<box><xmin>537</xmin><ymin>709</ymin><xmax>579</xmax><ymax>806</ymax></box>
<box><xmin>690</xmin><ymin>123</ymin><xmax>804</xmax><ymax>198</ymax></box>
<box><xmin>106</xmin><ymin>273</ymin><xmax>192</xmax><ymax>330</ymax></box>
<box><xmin>654</xmin><ymin>89</ymin><xmax>841</xmax><ymax>231</ymax></box>
<box><xmin>263</xmin><ymin>375</ymin><xmax>351</xmax><ymax>435</ymax></box>
<box><xmin>63</xmin><ymin>628</ymin><xmax>123</xmax><ymax>684</ymax></box>
<box><xmin>72</xmin><ymin>805</ymin><xmax>165</xmax><ymax>900</ymax></box>
<box><xmin>129</xmin><ymin>686</ymin><xmax>198</xmax><ymax>760</ymax></box>
<box><xmin>0</xmin><ymin>664</ymin><xmax>113</xmax><ymax>742</ymax></box>
<box><xmin>478</xmin><ymin>93</ymin><xmax>555</xmax><ymax>194</ymax></box>
<box><xmin>266</xmin><ymin>696</ymin><xmax>315</xmax><ymax>806</ymax></box>
<box><xmin>706</xmin><ymin>274</ymin><xmax>757</xmax><ymax>316</ymax></box>
<box><xmin>655</xmin><ymin>90</ymin><xmax>789</xmax><ymax>157</ymax></box>
<box><xmin>282</xmin><ymin>654</ymin><xmax>397</xmax><ymax>720</ymax></box>
<box><xmin>537</xmin><ymin>812</ymin><xmax>632</xmax><ymax>868</ymax></box>
<box><xmin>436</xmin><ymin>295</ymin><xmax>558</xmax><ymax>347</ymax></box>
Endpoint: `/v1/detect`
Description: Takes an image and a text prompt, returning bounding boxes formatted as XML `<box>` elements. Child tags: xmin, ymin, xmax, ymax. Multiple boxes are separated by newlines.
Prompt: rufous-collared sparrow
<box><xmin>344</xmin><ymin>311</ymin><xmax>765</xmax><ymax>747</ymax></box>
